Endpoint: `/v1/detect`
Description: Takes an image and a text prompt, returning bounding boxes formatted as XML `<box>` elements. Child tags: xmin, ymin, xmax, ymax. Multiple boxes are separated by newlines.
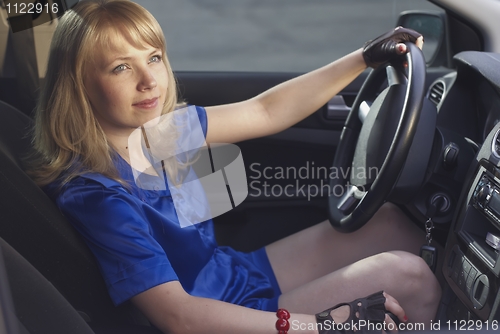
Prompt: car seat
<box><xmin>0</xmin><ymin>236</ymin><xmax>163</xmax><ymax>334</ymax></box>
<box><xmin>0</xmin><ymin>236</ymin><xmax>95</xmax><ymax>334</ymax></box>
<box><xmin>0</xmin><ymin>100</ymin><xmax>154</xmax><ymax>329</ymax></box>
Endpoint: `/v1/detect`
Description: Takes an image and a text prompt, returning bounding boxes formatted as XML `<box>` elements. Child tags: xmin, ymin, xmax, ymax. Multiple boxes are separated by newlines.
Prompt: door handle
<box><xmin>325</xmin><ymin>95</ymin><xmax>351</xmax><ymax>120</ymax></box>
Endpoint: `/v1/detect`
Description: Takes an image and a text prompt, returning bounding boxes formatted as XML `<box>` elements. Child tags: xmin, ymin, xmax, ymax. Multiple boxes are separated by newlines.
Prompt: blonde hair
<box><xmin>29</xmin><ymin>0</ymin><xmax>180</xmax><ymax>187</ymax></box>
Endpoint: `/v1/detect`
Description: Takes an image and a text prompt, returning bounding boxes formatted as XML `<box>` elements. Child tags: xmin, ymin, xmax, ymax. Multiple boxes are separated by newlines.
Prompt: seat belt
<box><xmin>0</xmin><ymin>0</ymin><xmax>40</xmax><ymax>116</ymax></box>
<box><xmin>6</xmin><ymin>10</ymin><xmax>40</xmax><ymax>116</ymax></box>
<box><xmin>2</xmin><ymin>0</ymin><xmax>78</xmax><ymax>116</ymax></box>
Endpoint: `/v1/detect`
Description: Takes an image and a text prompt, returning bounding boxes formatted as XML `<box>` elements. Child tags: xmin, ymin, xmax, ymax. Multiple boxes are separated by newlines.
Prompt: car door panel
<box><xmin>176</xmin><ymin>67</ymin><xmax>452</xmax><ymax>250</ymax></box>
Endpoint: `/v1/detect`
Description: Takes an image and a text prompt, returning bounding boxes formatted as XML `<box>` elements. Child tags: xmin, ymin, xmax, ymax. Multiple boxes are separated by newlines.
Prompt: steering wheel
<box><xmin>328</xmin><ymin>43</ymin><xmax>426</xmax><ymax>233</ymax></box>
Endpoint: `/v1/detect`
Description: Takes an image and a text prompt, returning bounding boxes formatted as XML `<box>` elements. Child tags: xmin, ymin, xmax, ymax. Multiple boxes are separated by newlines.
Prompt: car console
<box><xmin>441</xmin><ymin>124</ymin><xmax>500</xmax><ymax>323</ymax></box>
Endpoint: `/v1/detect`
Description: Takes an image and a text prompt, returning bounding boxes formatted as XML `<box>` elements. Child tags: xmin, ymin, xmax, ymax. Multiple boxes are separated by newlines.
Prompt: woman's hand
<box><xmin>382</xmin><ymin>292</ymin><xmax>407</xmax><ymax>331</ymax></box>
<box><xmin>328</xmin><ymin>292</ymin><xmax>406</xmax><ymax>322</ymax></box>
<box><xmin>318</xmin><ymin>291</ymin><xmax>407</xmax><ymax>333</ymax></box>
<box><xmin>363</xmin><ymin>26</ymin><xmax>424</xmax><ymax>68</ymax></box>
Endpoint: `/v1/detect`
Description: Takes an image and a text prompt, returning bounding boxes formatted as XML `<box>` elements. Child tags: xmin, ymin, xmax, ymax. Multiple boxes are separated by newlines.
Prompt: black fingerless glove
<box><xmin>315</xmin><ymin>291</ymin><xmax>387</xmax><ymax>334</ymax></box>
<box><xmin>362</xmin><ymin>27</ymin><xmax>422</xmax><ymax>68</ymax></box>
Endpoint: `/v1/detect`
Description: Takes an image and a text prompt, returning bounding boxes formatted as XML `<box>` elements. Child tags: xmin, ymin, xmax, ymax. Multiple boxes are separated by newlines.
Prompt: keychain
<box><xmin>419</xmin><ymin>197</ymin><xmax>443</xmax><ymax>272</ymax></box>
<box><xmin>420</xmin><ymin>217</ymin><xmax>437</xmax><ymax>272</ymax></box>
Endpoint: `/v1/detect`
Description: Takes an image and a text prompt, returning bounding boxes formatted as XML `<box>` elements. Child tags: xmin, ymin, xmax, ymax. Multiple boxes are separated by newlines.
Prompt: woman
<box><xmin>30</xmin><ymin>0</ymin><xmax>440</xmax><ymax>333</ymax></box>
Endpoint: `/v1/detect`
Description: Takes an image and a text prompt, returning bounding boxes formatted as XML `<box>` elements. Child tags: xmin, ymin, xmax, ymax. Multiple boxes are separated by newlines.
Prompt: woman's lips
<box><xmin>133</xmin><ymin>97</ymin><xmax>159</xmax><ymax>109</ymax></box>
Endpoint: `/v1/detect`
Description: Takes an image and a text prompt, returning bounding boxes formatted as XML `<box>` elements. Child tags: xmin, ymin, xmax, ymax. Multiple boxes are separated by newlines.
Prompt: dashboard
<box><xmin>433</xmin><ymin>52</ymin><xmax>500</xmax><ymax>322</ymax></box>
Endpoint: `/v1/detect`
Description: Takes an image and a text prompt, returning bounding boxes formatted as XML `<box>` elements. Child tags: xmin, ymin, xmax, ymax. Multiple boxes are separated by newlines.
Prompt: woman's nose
<box><xmin>137</xmin><ymin>69</ymin><xmax>157</xmax><ymax>91</ymax></box>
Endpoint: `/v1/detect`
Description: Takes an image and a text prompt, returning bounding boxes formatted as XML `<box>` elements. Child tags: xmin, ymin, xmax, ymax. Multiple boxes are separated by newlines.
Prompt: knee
<box><xmin>383</xmin><ymin>251</ymin><xmax>441</xmax><ymax>304</ymax></box>
<box><xmin>386</xmin><ymin>250</ymin><xmax>433</xmax><ymax>284</ymax></box>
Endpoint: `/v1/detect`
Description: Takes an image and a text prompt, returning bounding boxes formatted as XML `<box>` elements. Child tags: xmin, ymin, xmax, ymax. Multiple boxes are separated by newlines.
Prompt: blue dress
<box><xmin>45</xmin><ymin>106</ymin><xmax>281</xmax><ymax>310</ymax></box>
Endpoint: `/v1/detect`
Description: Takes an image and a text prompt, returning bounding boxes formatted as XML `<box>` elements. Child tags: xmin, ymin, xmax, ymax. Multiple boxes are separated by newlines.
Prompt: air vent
<box><xmin>492</xmin><ymin>128</ymin><xmax>500</xmax><ymax>158</ymax></box>
<box><xmin>429</xmin><ymin>81</ymin><xmax>445</xmax><ymax>106</ymax></box>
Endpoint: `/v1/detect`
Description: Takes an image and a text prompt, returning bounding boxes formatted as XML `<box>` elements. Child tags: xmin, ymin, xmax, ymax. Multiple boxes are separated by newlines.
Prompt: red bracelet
<box><xmin>276</xmin><ymin>308</ymin><xmax>290</xmax><ymax>334</ymax></box>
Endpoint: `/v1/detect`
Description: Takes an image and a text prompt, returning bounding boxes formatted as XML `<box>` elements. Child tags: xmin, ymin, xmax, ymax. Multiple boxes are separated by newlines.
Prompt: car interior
<box><xmin>1</xmin><ymin>0</ymin><xmax>500</xmax><ymax>333</ymax></box>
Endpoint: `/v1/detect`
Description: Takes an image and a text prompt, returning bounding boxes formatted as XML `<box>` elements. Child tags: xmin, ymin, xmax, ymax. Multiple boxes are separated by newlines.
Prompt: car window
<box><xmin>135</xmin><ymin>0</ymin><xmax>442</xmax><ymax>72</ymax></box>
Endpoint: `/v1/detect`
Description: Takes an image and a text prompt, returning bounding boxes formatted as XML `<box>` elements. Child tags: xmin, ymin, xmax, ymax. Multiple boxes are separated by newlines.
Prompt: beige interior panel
<box><xmin>33</xmin><ymin>18</ymin><xmax>57</xmax><ymax>78</ymax></box>
<box><xmin>0</xmin><ymin>1</ymin><xmax>58</xmax><ymax>79</ymax></box>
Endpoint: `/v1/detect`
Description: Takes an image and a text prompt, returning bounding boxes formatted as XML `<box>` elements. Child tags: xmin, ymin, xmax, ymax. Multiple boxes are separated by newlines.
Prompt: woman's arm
<box><xmin>204</xmin><ymin>28</ymin><xmax>423</xmax><ymax>145</ymax></box>
<box><xmin>132</xmin><ymin>281</ymin><xmax>408</xmax><ymax>334</ymax></box>
<box><xmin>204</xmin><ymin>48</ymin><xmax>366</xmax><ymax>145</ymax></box>
<box><xmin>132</xmin><ymin>281</ymin><xmax>317</xmax><ymax>334</ymax></box>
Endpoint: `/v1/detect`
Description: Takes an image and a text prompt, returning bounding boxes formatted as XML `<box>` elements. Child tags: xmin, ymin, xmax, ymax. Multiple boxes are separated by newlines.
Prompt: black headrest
<box><xmin>0</xmin><ymin>101</ymin><xmax>133</xmax><ymax>325</ymax></box>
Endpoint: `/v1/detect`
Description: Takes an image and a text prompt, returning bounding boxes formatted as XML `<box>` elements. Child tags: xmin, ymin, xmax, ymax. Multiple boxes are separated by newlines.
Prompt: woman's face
<box><xmin>84</xmin><ymin>31</ymin><xmax>168</xmax><ymax>139</ymax></box>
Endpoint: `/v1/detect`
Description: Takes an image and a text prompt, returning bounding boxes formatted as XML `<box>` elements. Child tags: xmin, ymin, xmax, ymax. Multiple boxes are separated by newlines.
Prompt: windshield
<box><xmin>135</xmin><ymin>0</ymin><xmax>442</xmax><ymax>72</ymax></box>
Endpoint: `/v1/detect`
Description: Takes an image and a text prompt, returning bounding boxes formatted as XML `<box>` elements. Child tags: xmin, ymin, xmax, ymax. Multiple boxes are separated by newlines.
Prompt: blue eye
<box><xmin>113</xmin><ymin>64</ymin><xmax>128</xmax><ymax>73</ymax></box>
<box><xmin>150</xmin><ymin>55</ymin><xmax>162</xmax><ymax>63</ymax></box>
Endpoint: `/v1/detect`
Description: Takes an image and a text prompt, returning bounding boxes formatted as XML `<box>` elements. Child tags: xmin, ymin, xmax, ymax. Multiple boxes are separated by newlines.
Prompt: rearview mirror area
<box><xmin>398</xmin><ymin>11</ymin><xmax>450</xmax><ymax>67</ymax></box>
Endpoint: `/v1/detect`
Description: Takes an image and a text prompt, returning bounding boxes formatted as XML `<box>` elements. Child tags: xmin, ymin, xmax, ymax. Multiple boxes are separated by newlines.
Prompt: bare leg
<box><xmin>278</xmin><ymin>251</ymin><xmax>441</xmax><ymax>326</ymax></box>
<box><xmin>267</xmin><ymin>203</ymin><xmax>424</xmax><ymax>293</ymax></box>
<box><xmin>266</xmin><ymin>203</ymin><xmax>441</xmax><ymax>325</ymax></box>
